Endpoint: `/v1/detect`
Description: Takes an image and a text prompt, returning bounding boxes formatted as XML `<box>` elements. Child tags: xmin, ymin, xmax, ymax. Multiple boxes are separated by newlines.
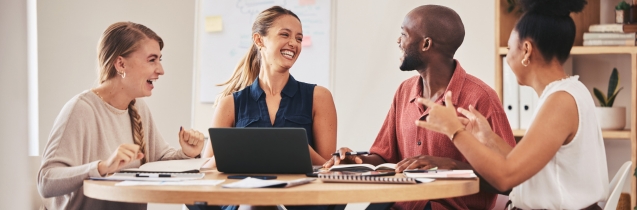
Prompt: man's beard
<box><xmin>399</xmin><ymin>45</ymin><xmax>423</xmax><ymax>71</ymax></box>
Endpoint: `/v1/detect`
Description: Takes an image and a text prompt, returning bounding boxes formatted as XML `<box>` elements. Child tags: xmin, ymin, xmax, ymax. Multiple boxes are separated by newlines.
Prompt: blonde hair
<box><xmin>215</xmin><ymin>6</ymin><xmax>300</xmax><ymax>106</ymax></box>
<box><xmin>97</xmin><ymin>22</ymin><xmax>164</xmax><ymax>165</ymax></box>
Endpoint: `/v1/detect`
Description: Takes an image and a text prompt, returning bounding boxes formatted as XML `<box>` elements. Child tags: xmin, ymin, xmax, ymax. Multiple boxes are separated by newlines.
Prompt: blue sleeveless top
<box><xmin>233</xmin><ymin>75</ymin><xmax>316</xmax><ymax>148</ymax></box>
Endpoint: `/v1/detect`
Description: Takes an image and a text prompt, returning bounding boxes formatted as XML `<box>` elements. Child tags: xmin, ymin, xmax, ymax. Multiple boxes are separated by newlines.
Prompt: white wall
<box><xmin>0</xmin><ymin>0</ymin><xmax>32</xmax><ymax>209</ymax></box>
<box><xmin>36</xmin><ymin>1</ymin><xmax>197</xmax><ymax>209</ymax></box>
<box><xmin>193</xmin><ymin>0</ymin><xmax>496</xmax><ymax>150</ymax></box>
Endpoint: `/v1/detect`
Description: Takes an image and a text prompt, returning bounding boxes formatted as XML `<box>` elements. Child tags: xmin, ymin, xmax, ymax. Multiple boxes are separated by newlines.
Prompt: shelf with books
<box><xmin>512</xmin><ymin>129</ymin><xmax>631</xmax><ymax>139</ymax></box>
<box><xmin>498</xmin><ymin>46</ymin><xmax>637</xmax><ymax>55</ymax></box>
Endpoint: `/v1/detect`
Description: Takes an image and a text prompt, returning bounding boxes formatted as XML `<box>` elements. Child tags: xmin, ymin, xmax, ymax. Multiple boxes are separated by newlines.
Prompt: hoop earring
<box><xmin>118</xmin><ymin>71</ymin><xmax>126</xmax><ymax>79</ymax></box>
<box><xmin>521</xmin><ymin>59</ymin><xmax>530</xmax><ymax>67</ymax></box>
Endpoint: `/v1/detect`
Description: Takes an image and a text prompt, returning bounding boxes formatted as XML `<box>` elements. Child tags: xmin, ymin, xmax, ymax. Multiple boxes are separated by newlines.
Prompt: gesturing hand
<box><xmin>322</xmin><ymin>147</ymin><xmax>363</xmax><ymax>168</ymax></box>
<box><xmin>179</xmin><ymin>127</ymin><xmax>205</xmax><ymax>158</ymax></box>
<box><xmin>416</xmin><ymin>91</ymin><xmax>465</xmax><ymax>139</ymax></box>
<box><xmin>98</xmin><ymin>144</ymin><xmax>144</xmax><ymax>176</ymax></box>
<box><xmin>457</xmin><ymin>105</ymin><xmax>496</xmax><ymax>145</ymax></box>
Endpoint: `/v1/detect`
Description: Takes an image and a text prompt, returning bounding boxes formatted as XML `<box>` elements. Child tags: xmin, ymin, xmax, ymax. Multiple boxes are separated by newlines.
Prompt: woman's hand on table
<box><xmin>98</xmin><ymin>144</ymin><xmax>144</xmax><ymax>176</ymax></box>
<box><xmin>179</xmin><ymin>127</ymin><xmax>205</xmax><ymax>158</ymax></box>
<box><xmin>322</xmin><ymin>147</ymin><xmax>363</xmax><ymax>168</ymax></box>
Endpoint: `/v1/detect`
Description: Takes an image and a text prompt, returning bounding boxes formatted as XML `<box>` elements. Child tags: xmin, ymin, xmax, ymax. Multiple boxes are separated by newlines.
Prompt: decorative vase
<box><xmin>594</xmin><ymin>107</ymin><xmax>626</xmax><ymax>130</ymax></box>
<box><xmin>616</xmin><ymin>9</ymin><xmax>629</xmax><ymax>24</ymax></box>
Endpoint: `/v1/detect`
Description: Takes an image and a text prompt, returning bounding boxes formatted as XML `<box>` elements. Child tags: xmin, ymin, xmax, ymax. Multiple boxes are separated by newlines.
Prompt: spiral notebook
<box><xmin>318</xmin><ymin>174</ymin><xmax>434</xmax><ymax>184</ymax></box>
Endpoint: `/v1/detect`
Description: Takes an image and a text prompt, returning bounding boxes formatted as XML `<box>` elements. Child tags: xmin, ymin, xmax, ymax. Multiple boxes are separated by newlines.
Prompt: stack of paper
<box><xmin>120</xmin><ymin>158</ymin><xmax>211</xmax><ymax>173</ymax></box>
<box><xmin>115</xmin><ymin>180</ymin><xmax>225</xmax><ymax>186</ymax></box>
<box><xmin>90</xmin><ymin>172</ymin><xmax>205</xmax><ymax>182</ymax></box>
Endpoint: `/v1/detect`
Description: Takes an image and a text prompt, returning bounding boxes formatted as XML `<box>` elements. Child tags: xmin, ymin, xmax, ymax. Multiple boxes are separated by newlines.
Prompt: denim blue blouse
<box><xmin>233</xmin><ymin>75</ymin><xmax>316</xmax><ymax>148</ymax></box>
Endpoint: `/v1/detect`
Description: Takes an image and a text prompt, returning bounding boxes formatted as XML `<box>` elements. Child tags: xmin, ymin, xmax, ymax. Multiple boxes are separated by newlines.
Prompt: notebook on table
<box><xmin>89</xmin><ymin>158</ymin><xmax>210</xmax><ymax>181</ymax></box>
<box><xmin>318</xmin><ymin>174</ymin><xmax>434</xmax><ymax>184</ymax></box>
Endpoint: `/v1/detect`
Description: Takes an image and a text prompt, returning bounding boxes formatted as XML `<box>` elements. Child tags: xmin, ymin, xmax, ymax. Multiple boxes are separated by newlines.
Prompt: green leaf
<box><xmin>618</xmin><ymin>1</ymin><xmax>631</xmax><ymax>10</ymax></box>
<box><xmin>594</xmin><ymin>88</ymin><xmax>608</xmax><ymax>107</ymax></box>
<box><xmin>607</xmin><ymin>87</ymin><xmax>624</xmax><ymax>107</ymax></box>
<box><xmin>608</xmin><ymin>68</ymin><xmax>620</xmax><ymax>98</ymax></box>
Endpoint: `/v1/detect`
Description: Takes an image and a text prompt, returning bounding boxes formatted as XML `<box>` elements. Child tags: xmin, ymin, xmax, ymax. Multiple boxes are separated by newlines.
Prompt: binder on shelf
<box><xmin>503</xmin><ymin>57</ymin><xmax>520</xmax><ymax>130</ymax></box>
<box><xmin>519</xmin><ymin>86</ymin><xmax>538</xmax><ymax>129</ymax></box>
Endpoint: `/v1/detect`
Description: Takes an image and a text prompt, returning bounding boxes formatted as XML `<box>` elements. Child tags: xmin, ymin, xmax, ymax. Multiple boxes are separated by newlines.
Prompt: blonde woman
<box><xmin>37</xmin><ymin>22</ymin><xmax>205</xmax><ymax>210</ymax></box>
<box><xmin>202</xmin><ymin>6</ymin><xmax>337</xmax><ymax>168</ymax></box>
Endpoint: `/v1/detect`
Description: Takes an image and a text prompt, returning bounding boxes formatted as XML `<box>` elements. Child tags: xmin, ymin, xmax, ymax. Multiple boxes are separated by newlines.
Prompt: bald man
<box><xmin>324</xmin><ymin>5</ymin><xmax>516</xmax><ymax>210</ymax></box>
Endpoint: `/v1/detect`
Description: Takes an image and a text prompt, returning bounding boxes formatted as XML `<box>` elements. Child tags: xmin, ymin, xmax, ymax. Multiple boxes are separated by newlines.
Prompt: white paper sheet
<box><xmin>120</xmin><ymin>158</ymin><xmax>211</xmax><ymax>173</ymax></box>
<box><xmin>222</xmin><ymin>177</ymin><xmax>315</xmax><ymax>188</ymax></box>
<box><xmin>115</xmin><ymin>179</ymin><xmax>226</xmax><ymax>186</ymax></box>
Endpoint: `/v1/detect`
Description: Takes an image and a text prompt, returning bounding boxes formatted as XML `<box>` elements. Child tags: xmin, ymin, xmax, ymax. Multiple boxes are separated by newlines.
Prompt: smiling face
<box><xmin>397</xmin><ymin>14</ymin><xmax>425</xmax><ymax>71</ymax></box>
<box><xmin>256</xmin><ymin>14</ymin><xmax>303</xmax><ymax>71</ymax></box>
<box><xmin>117</xmin><ymin>38</ymin><xmax>164</xmax><ymax>98</ymax></box>
<box><xmin>506</xmin><ymin>30</ymin><xmax>528</xmax><ymax>85</ymax></box>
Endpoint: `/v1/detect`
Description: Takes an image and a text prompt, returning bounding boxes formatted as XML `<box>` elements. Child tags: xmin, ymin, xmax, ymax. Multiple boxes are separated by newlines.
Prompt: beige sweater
<box><xmin>38</xmin><ymin>90</ymin><xmax>190</xmax><ymax>210</ymax></box>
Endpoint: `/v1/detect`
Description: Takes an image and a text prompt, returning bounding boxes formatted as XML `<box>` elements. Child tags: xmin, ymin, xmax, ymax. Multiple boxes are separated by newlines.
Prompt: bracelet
<box><xmin>449</xmin><ymin>127</ymin><xmax>466</xmax><ymax>142</ymax></box>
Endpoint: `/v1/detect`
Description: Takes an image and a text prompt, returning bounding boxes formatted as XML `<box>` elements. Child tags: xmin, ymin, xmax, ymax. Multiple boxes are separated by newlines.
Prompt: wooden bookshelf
<box><xmin>512</xmin><ymin>129</ymin><xmax>632</xmax><ymax>139</ymax></box>
<box><xmin>499</xmin><ymin>46</ymin><xmax>637</xmax><ymax>55</ymax></box>
<box><xmin>495</xmin><ymin>0</ymin><xmax>636</xmax><ymax>207</ymax></box>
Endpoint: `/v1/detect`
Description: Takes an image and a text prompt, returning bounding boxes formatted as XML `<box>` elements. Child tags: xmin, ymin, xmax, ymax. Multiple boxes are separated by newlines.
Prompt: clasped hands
<box><xmin>97</xmin><ymin>127</ymin><xmax>205</xmax><ymax>176</ymax></box>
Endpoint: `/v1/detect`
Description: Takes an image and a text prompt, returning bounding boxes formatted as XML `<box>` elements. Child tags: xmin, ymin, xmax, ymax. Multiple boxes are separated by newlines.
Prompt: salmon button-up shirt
<box><xmin>369</xmin><ymin>60</ymin><xmax>516</xmax><ymax>210</ymax></box>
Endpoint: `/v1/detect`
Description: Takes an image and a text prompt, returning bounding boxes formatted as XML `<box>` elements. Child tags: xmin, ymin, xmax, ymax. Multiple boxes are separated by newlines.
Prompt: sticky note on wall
<box><xmin>302</xmin><ymin>35</ymin><xmax>312</xmax><ymax>47</ymax></box>
<box><xmin>299</xmin><ymin>0</ymin><xmax>315</xmax><ymax>6</ymax></box>
<box><xmin>205</xmin><ymin>16</ymin><xmax>223</xmax><ymax>32</ymax></box>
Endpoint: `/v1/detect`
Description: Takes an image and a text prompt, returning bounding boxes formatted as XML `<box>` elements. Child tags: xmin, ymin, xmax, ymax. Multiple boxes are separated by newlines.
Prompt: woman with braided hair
<box><xmin>37</xmin><ymin>21</ymin><xmax>205</xmax><ymax>210</ymax></box>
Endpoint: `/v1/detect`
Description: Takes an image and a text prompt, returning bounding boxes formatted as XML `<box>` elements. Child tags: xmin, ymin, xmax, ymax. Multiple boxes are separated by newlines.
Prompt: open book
<box><xmin>120</xmin><ymin>158</ymin><xmax>210</xmax><ymax>173</ymax></box>
<box><xmin>328</xmin><ymin>163</ymin><xmax>397</xmax><ymax>172</ymax></box>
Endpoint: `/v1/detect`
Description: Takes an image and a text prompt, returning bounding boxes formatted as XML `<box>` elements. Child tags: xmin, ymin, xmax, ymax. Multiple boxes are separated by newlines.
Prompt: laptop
<box><xmin>208</xmin><ymin>127</ymin><xmax>314</xmax><ymax>174</ymax></box>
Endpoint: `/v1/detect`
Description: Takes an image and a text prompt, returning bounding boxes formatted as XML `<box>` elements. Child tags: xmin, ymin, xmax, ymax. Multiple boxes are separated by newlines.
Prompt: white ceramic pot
<box><xmin>594</xmin><ymin>107</ymin><xmax>626</xmax><ymax>130</ymax></box>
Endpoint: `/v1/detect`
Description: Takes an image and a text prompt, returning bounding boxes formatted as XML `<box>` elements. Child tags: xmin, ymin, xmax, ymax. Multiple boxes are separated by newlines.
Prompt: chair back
<box><xmin>602</xmin><ymin>161</ymin><xmax>632</xmax><ymax>210</ymax></box>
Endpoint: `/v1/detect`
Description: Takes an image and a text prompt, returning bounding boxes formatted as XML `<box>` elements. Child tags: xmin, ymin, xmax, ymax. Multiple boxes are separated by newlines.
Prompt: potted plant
<box><xmin>594</xmin><ymin>68</ymin><xmax>626</xmax><ymax>130</ymax></box>
<box><xmin>616</xmin><ymin>1</ymin><xmax>630</xmax><ymax>24</ymax></box>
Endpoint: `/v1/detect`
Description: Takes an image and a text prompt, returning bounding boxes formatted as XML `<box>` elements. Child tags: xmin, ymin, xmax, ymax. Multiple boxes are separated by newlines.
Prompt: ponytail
<box><xmin>128</xmin><ymin>99</ymin><xmax>147</xmax><ymax>165</ymax></box>
<box><xmin>214</xmin><ymin>6</ymin><xmax>300</xmax><ymax>106</ymax></box>
<box><xmin>215</xmin><ymin>44</ymin><xmax>261</xmax><ymax>106</ymax></box>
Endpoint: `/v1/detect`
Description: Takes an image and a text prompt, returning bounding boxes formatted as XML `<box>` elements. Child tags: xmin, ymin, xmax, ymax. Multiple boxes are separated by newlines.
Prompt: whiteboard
<box><xmin>199</xmin><ymin>0</ymin><xmax>331</xmax><ymax>103</ymax></box>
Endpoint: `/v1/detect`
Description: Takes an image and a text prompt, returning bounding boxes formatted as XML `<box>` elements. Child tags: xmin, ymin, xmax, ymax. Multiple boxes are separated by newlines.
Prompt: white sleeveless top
<box><xmin>509</xmin><ymin>76</ymin><xmax>609</xmax><ymax>209</ymax></box>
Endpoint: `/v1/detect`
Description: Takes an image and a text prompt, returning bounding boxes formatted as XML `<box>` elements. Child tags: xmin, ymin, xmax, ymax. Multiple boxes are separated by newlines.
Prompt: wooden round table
<box><xmin>84</xmin><ymin>170</ymin><xmax>479</xmax><ymax>206</ymax></box>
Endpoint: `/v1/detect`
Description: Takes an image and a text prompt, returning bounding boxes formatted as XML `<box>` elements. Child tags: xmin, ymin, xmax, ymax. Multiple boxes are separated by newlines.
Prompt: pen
<box><xmin>331</xmin><ymin>151</ymin><xmax>370</xmax><ymax>156</ymax></box>
<box><xmin>136</xmin><ymin>173</ymin><xmax>172</xmax><ymax>178</ymax></box>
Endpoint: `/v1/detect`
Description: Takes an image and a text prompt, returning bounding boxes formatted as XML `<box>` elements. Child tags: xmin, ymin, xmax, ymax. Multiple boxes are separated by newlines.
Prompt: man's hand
<box><xmin>395</xmin><ymin>155</ymin><xmax>468</xmax><ymax>172</ymax></box>
<box><xmin>97</xmin><ymin>144</ymin><xmax>144</xmax><ymax>176</ymax></box>
<box><xmin>322</xmin><ymin>147</ymin><xmax>363</xmax><ymax>168</ymax></box>
<box><xmin>179</xmin><ymin>127</ymin><xmax>205</xmax><ymax>158</ymax></box>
